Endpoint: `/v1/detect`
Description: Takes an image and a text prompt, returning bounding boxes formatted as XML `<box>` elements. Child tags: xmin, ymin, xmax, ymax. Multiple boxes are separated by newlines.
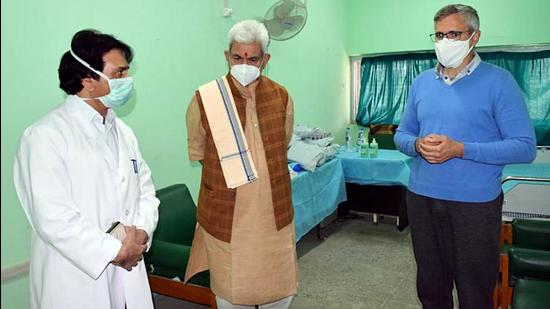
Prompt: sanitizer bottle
<box><xmin>360</xmin><ymin>137</ymin><xmax>369</xmax><ymax>158</ymax></box>
<box><xmin>369</xmin><ymin>138</ymin><xmax>379</xmax><ymax>158</ymax></box>
<box><xmin>357</xmin><ymin>128</ymin><xmax>364</xmax><ymax>150</ymax></box>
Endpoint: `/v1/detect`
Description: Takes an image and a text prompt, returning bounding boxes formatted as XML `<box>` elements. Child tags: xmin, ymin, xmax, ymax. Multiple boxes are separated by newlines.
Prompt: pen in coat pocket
<box><xmin>131</xmin><ymin>159</ymin><xmax>138</xmax><ymax>174</ymax></box>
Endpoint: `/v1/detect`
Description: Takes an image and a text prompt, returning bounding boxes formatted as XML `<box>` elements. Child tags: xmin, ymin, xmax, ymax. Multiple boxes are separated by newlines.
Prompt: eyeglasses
<box><xmin>429</xmin><ymin>31</ymin><xmax>470</xmax><ymax>42</ymax></box>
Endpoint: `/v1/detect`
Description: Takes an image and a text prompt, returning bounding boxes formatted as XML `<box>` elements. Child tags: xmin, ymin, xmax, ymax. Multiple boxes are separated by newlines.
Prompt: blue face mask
<box><xmin>69</xmin><ymin>49</ymin><xmax>134</xmax><ymax>108</ymax></box>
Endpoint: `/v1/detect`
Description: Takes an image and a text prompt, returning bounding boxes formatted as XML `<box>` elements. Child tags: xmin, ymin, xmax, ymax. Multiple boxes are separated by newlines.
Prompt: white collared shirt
<box><xmin>435</xmin><ymin>52</ymin><xmax>481</xmax><ymax>85</ymax></box>
<box><xmin>75</xmin><ymin>98</ymin><xmax>119</xmax><ymax>164</ymax></box>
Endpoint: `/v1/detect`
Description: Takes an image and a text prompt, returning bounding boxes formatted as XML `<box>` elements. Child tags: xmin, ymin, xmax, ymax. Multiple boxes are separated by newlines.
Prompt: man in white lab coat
<box><xmin>13</xmin><ymin>29</ymin><xmax>159</xmax><ymax>309</ymax></box>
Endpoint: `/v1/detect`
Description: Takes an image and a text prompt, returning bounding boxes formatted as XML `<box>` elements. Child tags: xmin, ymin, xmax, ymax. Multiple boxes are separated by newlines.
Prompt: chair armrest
<box><xmin>512</xmin><ymin>219</ymin><xmax>550</xmax><ymax>250</ymax></box>
<box><xmin>509</xmin><ymin>247</ymin><xmax>550</xmax><ymax>280</ymax></box>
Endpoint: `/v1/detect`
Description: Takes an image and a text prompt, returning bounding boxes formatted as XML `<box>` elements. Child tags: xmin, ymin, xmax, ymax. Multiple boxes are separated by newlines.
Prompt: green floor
<box><xmin>154</xmin><ymin>214</ymin><xmax>423</xmax><ymax>308</ymax></box>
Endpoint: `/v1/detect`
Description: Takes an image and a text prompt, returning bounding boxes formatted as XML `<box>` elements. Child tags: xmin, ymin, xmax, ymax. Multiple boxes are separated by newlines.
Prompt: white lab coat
<box><xmin>13</xmin><ymin>95</ymin><xmax>159</xmax><ymax>309</ymax></box>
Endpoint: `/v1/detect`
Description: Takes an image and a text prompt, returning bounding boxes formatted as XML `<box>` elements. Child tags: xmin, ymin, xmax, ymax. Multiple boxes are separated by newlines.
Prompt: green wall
<box><xmin>345</xmin><ymin>0</ymin><xmax>550</xmax><ymax>56</ymax></box>
<box><xmin>1</xmin><ymin>1</ymin><xmax>348</xmax><ymax>307</ymax></box>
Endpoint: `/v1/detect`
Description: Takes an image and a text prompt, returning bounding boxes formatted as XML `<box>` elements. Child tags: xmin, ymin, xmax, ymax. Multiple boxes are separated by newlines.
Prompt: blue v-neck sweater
<box><xmin>395</xmin><ymin>61</ymin><xmax>536</xmax><ymax>202</ymax></box>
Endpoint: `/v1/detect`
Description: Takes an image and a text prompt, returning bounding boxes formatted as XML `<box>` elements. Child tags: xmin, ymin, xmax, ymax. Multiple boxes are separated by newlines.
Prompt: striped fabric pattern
<box><xmin>198</xmin><ymin>77</ymin><xmax>258</xmax><ymax>189</ymax></box>
<box><xmin>215</xmin><ymin>78</ymin><xmax>256</xmax><ymax>182</ymax></box>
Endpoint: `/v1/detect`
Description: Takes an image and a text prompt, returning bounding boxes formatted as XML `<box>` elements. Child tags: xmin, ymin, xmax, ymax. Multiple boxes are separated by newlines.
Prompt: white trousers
<box><xmin>216</xmin><ymin>295</ymin><xmax>294</xmax><ymax>309</ymax></box>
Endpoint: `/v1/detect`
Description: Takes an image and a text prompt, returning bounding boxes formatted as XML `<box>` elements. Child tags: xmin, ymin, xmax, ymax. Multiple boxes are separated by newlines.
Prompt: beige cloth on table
<box><xmin>198</xmin><ymin>77</ymin><xmax>257</xmax><ymax>188</ymax></box>
<box><xmin>185</xmin><ymin>76</ymin><xmax>297</xmax><ymax>305</ymax></box>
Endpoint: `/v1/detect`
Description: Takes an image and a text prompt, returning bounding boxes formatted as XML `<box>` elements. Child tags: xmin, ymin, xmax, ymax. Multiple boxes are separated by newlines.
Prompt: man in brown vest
<box><xmin>184</xmin><ymin>20</ymin><xmax>297</xmax><ymax>309</ymax></box>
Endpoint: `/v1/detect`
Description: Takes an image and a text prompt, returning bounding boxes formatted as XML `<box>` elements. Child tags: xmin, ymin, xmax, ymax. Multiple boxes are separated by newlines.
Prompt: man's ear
<box><xmin>224</xmin><ymin>50</ymin><xmax>230</xmax><ymax>62</ymax></box>
<box><xmin>81</xmin><ymin>77</ymin><xmax>95</xmax><ymax>92</ymax></box>
<box><xmin>224</xmin><ymin>50</ymin><xmax>233</xmax><ymax>69</ymax></box>
<box><xmin>261</xmin><ymin>53</ymin><xmax>271</xmax><ymax>70</ymax></box>
<box><xmin>472</xmin><ymin>30</ymin><xmax>481</xmax><ymax>46</ymax></box>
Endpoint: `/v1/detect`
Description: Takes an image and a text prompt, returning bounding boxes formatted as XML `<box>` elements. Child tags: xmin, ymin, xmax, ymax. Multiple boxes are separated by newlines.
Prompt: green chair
<box><xmin>497</xmin><ymin>218</ymin><xmax>550</xmax><ymax>309</ymax></box>
<box><xmin>511</xmin><ymin>279</ymin><xmax>550</xmax><ymax>309</ymax></box>
<box><xmin>144</xmin><ymin>184</ymin><xmax>216</xmax><ymax>308</ymax></box>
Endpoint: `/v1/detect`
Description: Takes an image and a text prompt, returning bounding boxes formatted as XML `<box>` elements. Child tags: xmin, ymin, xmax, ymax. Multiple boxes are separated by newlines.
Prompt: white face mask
<box><xmin>434</xmin><ymin>32</ymin><xmax>476</xmax><ymax>68</ymax></box>
<box><xmin>230</xmin><ymin>64</ymin><xmax>260</xmax><ymax>87</ymax></box>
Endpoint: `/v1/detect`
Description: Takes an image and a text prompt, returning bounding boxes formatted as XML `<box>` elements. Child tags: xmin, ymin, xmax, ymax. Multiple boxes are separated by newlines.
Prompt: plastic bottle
<box><xmin>345</xmin><ymin>127</ymin><xmax>352</xmax><ymax>151</ymax></box>
<box><xmin>357</xmin><ymin>128</ymin><xmax>364</xmax><ymax>150</ymax></box>
<box><xmin>369</xmin><ymin>138</ymin><xmax>379</xmax><ymax>158</ymax></box>
<box><xmin>360</xmin><ymin>136</ymin><xmax>369</xmax><ymax>158</ymax></box>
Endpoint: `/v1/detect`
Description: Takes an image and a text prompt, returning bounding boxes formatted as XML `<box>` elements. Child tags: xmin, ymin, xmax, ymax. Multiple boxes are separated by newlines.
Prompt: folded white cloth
<box><xmin>288</xmin><ymin>125</ymin><xmax>341</xmax><ymax>171</ymax></box>
<box><xmin>293</xmin><ymin>125</ymin><xmax>313</xmax><ymax>139</ymax></box>
<box><xmin>288</xmin><ymin>140</ymin><xmax>325</xmax><ymax>172</ymax></box>
<box><xmin>317</xmin><ymin>144</ymin><xmax>340</xmax><ymax>166</ymax></box>
<box><xmin>308</xmin><ymin>137</ymin><xmax>334</xmax><ymax>148</ymax></box>
<box><xmin>198</xmin><ymin>77</ymin><xmax>258</xmax><ymax>188</ymax></box>
<box><xmin>294</xmin><ymin>124</ymin><xmax>331</xmax><ymax>140</ymax></box>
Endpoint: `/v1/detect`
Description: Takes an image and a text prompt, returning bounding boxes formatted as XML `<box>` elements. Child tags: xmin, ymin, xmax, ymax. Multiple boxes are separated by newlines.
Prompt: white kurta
<box><xmin>13</xmin><ymin>95</ymin><xmax>159</xmax><ymax>309</ymax></box>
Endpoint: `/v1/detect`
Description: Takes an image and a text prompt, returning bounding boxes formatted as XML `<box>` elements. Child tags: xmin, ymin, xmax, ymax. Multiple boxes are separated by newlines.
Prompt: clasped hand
<box><xmin>112</xmin><ymin>225</ymin><xmax>149</xmax><ymax>271</ymax></box>
<box><xmin>415</xmin><ymin>134</ymin><xmax>464</xmax><ymax>164</ymax></box>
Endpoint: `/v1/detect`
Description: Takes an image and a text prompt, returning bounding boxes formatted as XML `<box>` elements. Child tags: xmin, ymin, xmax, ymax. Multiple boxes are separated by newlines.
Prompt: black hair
<box><xmin>58</xmin><ymin>29</ymin><xmax>134</xmax><ymax>95</ymax></box>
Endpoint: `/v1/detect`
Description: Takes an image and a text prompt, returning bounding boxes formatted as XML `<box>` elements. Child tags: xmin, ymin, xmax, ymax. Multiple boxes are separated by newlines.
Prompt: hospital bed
<box><xmin>501</xmin><ymin>146</ymin><xmax>550</xmax><ymax>221</ymax></box>
<box><xmin>291</xmin><ymin>158</ymin><xmax>347</xmax><ymax>241</ymax></box>
<box><xmin>336</xmin><ymin>146</ymin><xmax>550</xmax><ymax>224</ymax></box>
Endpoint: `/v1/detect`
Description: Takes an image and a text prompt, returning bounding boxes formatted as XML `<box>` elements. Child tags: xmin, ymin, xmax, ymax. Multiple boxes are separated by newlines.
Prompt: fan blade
<box><xmin>282</xmin><ymin>15</ymin><xmax>305</xmax><ymax>31</ymax></box>
<box><xmin>274</xmin><ymin>0</ymin><xmax>296</xmax><ymax>19</ymax></box>
<box><xmin>264</xmin><ymin>18</ymin><xmax>285</xmax><ymax>37</ymax></box>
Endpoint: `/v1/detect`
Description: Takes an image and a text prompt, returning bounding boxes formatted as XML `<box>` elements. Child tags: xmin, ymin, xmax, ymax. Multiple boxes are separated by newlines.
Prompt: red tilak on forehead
<box><xmin>244</xmin><ymin>52</ymin><xmax>248</xmax><ymax>57</ymax></box>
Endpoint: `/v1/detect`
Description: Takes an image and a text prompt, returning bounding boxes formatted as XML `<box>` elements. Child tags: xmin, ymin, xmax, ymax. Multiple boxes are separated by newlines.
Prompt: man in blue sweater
<box><xmin>394</xmin><ymin>4</ymin><xmax>536</xmax><ymax>309</ymax></box>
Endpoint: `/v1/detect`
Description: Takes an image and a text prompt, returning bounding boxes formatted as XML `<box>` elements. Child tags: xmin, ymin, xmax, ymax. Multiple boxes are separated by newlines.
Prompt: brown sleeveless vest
<box><xmin>195</xmin><ymin>75</ymin><xmax>293</xmax><ymax>243</ymax></box>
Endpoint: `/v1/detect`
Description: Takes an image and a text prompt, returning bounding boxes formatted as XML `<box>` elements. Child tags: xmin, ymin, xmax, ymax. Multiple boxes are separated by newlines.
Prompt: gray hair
<box><xmin>227</xmin><ymin>20</ymin><xmax>270</xmax><ymax>52</ymax></box>
<box><xmin>434</xmin><ymin>4</ymin><xmax>479</xmax><ymax>32</ymax></box>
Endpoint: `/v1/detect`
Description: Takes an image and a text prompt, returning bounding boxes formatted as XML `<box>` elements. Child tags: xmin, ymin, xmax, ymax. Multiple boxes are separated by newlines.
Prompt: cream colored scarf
<box><xmin>198</xmin><ymin>76</ymin><xmax>258</xmax><ymax>188</ymax></box>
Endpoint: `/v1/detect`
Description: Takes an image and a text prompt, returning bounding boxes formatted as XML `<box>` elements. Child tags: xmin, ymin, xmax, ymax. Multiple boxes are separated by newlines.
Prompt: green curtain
<box><xmin>356</xmin><ymin>53</ymin><xmax>437</xmax><ymax>126</ymax></box>
<box><xmin>356</xmin><ymin>50</ymin><xmax>550</xmax><ymax>145</ymax></box>
<box><xmin>482</xmin><ymin>50</ymin><xmax>550</xmax><ymax>145</ymax></box>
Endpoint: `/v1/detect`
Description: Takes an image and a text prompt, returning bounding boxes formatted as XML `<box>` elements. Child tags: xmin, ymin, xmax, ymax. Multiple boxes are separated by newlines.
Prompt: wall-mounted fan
<box><xmin>263</xmin><ymin>0</ymin><xmax>307</xmax><ymax>41</ymax></box>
